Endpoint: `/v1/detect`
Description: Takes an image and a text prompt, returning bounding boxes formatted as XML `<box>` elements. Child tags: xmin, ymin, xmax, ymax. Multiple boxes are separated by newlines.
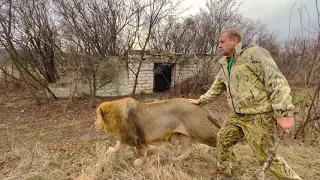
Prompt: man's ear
<box><xmin>233</xmin><ymin>37</ymin><xmax>239</xmax><ymax>44</ymax></box>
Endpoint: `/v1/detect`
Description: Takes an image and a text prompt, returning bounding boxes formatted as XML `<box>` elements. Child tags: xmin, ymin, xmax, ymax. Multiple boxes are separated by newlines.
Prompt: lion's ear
<box><xmin>98</xmin><ymin>108</ymin><xmax>104</xmax><ymax>119</ymax></box>
<box><xmin>96</xmin><ymin>106</ymin><xmax>103</xmax><ymax>119</ymax></box>
<box><xmin>95</xmin><ymin>106</ymin><xmax>104</xmax><ymax>130</ymax></box>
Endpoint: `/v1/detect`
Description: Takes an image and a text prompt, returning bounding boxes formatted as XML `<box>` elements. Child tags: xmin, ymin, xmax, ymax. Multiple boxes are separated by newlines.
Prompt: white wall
<box><xmin>48</xmin><ymin>54</ymin><xmax>216</xmax><ymax>98</ymax></box>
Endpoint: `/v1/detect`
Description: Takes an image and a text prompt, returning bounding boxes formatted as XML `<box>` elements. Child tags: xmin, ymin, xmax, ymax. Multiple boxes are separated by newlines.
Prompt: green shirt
<box><xmin>227</xmin><ymin>58</ymin><xmax>234</xmax><ymax>72</ymax></box>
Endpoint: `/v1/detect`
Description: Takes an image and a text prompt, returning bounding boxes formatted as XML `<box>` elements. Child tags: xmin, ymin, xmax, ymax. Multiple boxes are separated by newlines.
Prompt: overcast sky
<box><xmin>181</xmin><ymin>0</ymin><xmax>319</xmax><ymax>40</ymax></box>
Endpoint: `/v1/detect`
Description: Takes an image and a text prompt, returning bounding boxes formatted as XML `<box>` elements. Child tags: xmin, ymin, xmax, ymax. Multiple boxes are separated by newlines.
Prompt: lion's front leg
<box><xmin>172</xmin><ymin>134</ymin><xmax>194</xmax><ymax>161</ymax></box>
<box><xmin>133</xmin><ymin>145</ymin><xmax>148</xmax><ymax>166</ymax></box>
<box><xmin>107</xmin><ymin>140</ymin><xmax>121</xmax><ymax>153</ymax></box>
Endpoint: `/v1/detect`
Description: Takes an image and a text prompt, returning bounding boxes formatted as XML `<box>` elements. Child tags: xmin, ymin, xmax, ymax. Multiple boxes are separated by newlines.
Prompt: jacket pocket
<box><xmin>237</xmin><ymin>83</ymin><xmax>268</xmax><ymax>108</ymax></box>
<box><xmin>250</xmin><ymin>82</ymin><xmax>268</xmax><ymax>103</ymax></box>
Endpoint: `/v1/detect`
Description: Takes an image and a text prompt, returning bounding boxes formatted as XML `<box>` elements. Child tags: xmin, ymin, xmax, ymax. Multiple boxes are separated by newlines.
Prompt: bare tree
<box><xmin>289</xmin><ymin>0</ymin><xmax>320</xmax><ymax>140</ymax></box>
<box><xmin>17</xmin><ymin>0</ymin><xmax>59</xmax><ymax>84</ymax></box>
<box><xmin>130</xmin><ymin>0</ymin><xmax>182</xmax><ymax>96</ymax></box>
<box><xmin>147</xmin><ymin>0</ymin><xmax>245</xmax><ymax>55</ymax></box>
<box><xmin>55</xmin><ymin>0</ymin><xmax>134</xmax><ymax>56</ymax></box>
<box><xmin>294</xmin><ymin>82</ymin><xmax>320</xmax><ymax>139</ymax></box>
<box><xmin>150</xmin><ymin>16</ymin><xmax>197</xmax><ymax>54</ymax></box>
<box><xmin>0</xmin><ymin>0</ymin><xmax>60</xmax><ymax>101</ymax></box>
<box><xmin>54</xmin><ymin>0</ymin><xmax>134</xmax><ymax>105</ymax></box>
<box><xmin>193</xmin><ymin>0</ymin><xmax>243</xmax><ymax>54</ymax></box>
<box><xmin>286</xmin><ymin>0</ymin><xmax>320</xmax><ymax>87</ymax></box>
<box><xmin>0</xmin><ymin>0</ymin><xmax>41</xmax><ymax>103</ymax></box>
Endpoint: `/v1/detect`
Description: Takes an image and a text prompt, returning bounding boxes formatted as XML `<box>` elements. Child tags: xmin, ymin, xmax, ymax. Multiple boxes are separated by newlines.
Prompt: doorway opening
<box><xmin>154</xmin><ymin>63</ymin><xmax>174</xmax><ymax>92</ymax></box>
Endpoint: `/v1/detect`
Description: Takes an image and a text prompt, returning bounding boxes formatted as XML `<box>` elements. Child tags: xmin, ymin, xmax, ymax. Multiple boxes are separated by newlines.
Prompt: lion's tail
<box><xmin>201</xmin><ymin>105</ymin><xmax>222</xmax><ymax>129</ymax></box>
<box><xmin>207</xmin><ymin>113</ymin><xmax>222</xmax><ymax>129</ymax></box>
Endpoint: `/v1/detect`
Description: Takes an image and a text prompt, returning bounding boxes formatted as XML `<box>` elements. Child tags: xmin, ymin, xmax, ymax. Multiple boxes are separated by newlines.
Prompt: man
<box><xmin>189</xmin><ymin>29</ymin><xmax>301</xmax><ymax>180</ymax></box>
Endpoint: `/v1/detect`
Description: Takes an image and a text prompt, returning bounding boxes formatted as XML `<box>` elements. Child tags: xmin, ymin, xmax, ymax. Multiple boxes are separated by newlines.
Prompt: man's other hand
<box><xmin>277</xmin><ymin>117</ymin><xmax>294</xmax><ymax>134</ymax></box>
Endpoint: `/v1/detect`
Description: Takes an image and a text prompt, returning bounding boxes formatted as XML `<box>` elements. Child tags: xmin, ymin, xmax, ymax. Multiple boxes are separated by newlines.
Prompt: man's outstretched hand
<box><xmin>188</xmin><ymin>99</ymin><xmax>200</xmax><ymax>105</ymax></box>
<box><xmin>277</xmin><ymin>117</ymin><xmax>294</xmax><ymax>134</ymax></box>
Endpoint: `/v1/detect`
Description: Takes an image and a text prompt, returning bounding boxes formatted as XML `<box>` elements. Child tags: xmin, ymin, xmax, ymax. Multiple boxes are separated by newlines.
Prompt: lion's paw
<box><xmin>172</xmin><ymin>157</ymin><xmax>181</xmax><ymax>162</ymax></box>
<box><xmin>133</xmin><ymin>159</ymin><xmax>144</xmax><ymax>166</ymax></box>
<box><xmin>107</xmin><ymin>147</ymin><xmax>116</xmax><ymax>153</ymax></box>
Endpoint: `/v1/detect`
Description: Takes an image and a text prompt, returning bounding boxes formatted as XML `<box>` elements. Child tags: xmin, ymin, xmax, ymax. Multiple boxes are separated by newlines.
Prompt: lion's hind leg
<box><xmin>169</xmin><ymin>133</ymin><xmax>181</xmax><ymax>144</ymax></box>
<box><xmin>172</xmin><ymin>134</ymin><xmax>194</xmax><ymax>161</ymax></box>
<box><xmin>133</xmin><ymin>144</ymin><xmax>149</xmax><ymax>166</ymax></box>
<box><xmin>106</xmin><ymin>140</ymin><xmax>148</xmax><ymax>166</ymax></box>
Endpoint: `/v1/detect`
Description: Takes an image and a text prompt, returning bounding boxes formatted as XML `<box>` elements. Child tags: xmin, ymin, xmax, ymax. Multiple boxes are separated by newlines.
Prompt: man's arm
<box><xmin>249</xmin><ymin>48</ymin><xmax>295</xmax><ymax>133</ymax></box>
<box><xmin>191</xmin><ymin>69</ymin><xmax>226</xmax><ymax>104</ymax></box>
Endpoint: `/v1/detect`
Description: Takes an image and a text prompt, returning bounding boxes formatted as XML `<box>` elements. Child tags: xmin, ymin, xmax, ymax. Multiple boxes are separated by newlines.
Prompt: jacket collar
<box><xmin>218</xmin><ymin>42</ymin><xmax>256</xmax><ymax>64</ymax></box>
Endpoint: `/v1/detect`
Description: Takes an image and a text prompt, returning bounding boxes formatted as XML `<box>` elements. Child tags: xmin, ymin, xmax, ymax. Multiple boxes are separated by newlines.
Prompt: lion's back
<box><xmin>141</xmin><ymin>98</ymin><xmax>213</xmax><ymax>120</ymax></box>
<box><xmin>165</xmin><ymin>99</ymin><xmax>220</xmax><ymax>145</ymax></box>
<box><xmin>141</xmin><ymin>98</ymin><xmax>219</xmax><ymax>143</ymax></box>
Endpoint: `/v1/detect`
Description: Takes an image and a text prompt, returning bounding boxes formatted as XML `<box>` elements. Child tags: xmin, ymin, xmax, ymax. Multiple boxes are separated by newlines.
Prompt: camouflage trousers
<box><xmin>217</xmin><ymin>113</ymin><xmax>302</xmax><ymax>180</ymax></box>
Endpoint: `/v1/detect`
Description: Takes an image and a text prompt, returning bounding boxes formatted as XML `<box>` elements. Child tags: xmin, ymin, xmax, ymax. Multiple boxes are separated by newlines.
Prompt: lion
<box><xmin>95</xmin><ymin>97</ymin><xmax>221</xmax><ymax>166</ymax></box>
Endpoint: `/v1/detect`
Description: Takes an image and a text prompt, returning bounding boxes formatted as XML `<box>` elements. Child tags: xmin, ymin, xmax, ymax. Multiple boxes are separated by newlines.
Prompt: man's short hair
<box><xmin>220</xmin><ymin>28</ymin><xmax>242</xmax><ymax>42</ymax></box>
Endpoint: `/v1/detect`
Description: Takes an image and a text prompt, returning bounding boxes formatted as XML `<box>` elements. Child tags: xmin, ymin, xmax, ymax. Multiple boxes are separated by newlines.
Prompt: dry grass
<box><xmin>2</xmin><ymin>138</ymin><xmax>319</xmax><ymax>180</ymax></box>
<box><xmin>76</xmin><ymin>140</ymin><xmax>320</xmax><ymax>180</ymax></box>
<box><xmin>78</xmin><ymin>143</ymin><xmax>206</xmax><ymax>180</ymax></box>
<box><xmin>0</xmin><ymin>88</ymin><xmax>319</xmax><ymax>180</ymax></box>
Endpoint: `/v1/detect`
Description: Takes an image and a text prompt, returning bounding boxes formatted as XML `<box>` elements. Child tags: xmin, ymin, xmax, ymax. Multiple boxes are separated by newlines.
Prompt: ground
<box><xmin>0</xmin><ymin>88</ymin><xmax>319</xmax><ymax>180</ymax></box>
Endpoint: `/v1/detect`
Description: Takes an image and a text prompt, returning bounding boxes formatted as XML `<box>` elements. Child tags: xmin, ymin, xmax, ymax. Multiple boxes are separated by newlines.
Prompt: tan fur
<box><xmin>96</xmin><ymin>98</ymin><xmax>221</xmax><ymax>165</ymax></box>
<box><xmin>96</xmin><ymin>98</ymin><xmax>130</xmax><ymax>135</ymax></box>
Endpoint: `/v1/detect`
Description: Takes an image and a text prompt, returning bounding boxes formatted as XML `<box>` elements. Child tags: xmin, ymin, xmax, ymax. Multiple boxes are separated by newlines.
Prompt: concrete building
<box><xmin>48</xmin><ymin>51</ymin><xmax>218</xmax><ymax>98</ymax></box>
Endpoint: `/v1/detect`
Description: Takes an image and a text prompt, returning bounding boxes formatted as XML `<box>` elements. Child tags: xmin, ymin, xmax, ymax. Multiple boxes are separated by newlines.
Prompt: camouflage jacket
<box><xmin>198</xmin><ymin>42</ymin><xmax>294</xmax><ymax>118</ymax></box>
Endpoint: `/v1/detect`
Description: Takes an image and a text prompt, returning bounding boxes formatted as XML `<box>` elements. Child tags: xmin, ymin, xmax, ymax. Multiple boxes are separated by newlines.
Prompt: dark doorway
<box><xmin>154</xmin><ymin>63</ymin><xmax>174</xmax><ymax>92</ymax></box>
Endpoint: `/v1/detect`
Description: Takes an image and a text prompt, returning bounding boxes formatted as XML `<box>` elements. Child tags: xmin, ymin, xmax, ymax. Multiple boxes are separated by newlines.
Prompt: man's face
<box><xmin>218</xmin><ymin>32</ymin><xmax>239</xmax><ymax>57</ymax></box>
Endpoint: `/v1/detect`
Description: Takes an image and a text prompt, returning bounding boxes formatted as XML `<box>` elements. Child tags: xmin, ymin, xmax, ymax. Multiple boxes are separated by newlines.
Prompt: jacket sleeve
<box><xmin>249</xmin><ymin>48</ymin><xmax>294</xmax><ymax>118</ymax></box>
<box><xmin>198</xmin><ymin>69</ymin><xmax>226</xmax><ymax>104</ymax></box>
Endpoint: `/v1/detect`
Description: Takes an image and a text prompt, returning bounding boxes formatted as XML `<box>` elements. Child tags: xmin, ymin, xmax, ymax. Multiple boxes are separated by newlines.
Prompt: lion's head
<box><xmin>96</xmin><ymin>98</ymin><xmax>146</xmax><ymax>147</ymax></box>
<box><xmin>96</xmin><ymin>98</ymin><xmax>132</xmax><ymax>134</ymax></box>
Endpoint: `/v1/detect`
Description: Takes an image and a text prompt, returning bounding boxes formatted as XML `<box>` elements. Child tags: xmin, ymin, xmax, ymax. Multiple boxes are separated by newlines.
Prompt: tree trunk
<box><xmin>132</xmin><ymin>54</ymin><xmax>144</xmax><ymax>97</ymax></box>
<box><xmin>91</xmin><ymin>73</ymin><xmax>97</xmax><ymax>107</ymax></box>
